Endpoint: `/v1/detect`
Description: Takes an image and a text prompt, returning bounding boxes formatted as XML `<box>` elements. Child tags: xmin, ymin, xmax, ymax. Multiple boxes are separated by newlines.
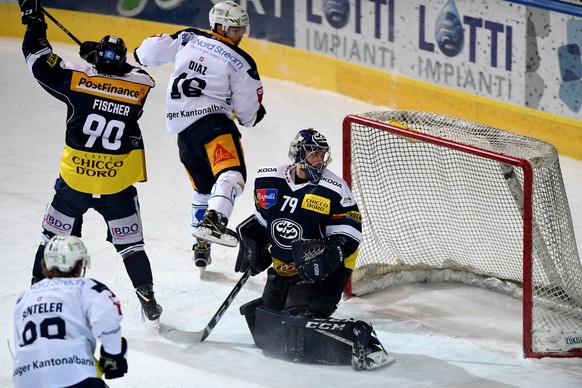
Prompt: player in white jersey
<box><xmin>13</xmin><ymin>236</ymin><xmax>128</xmax><ymax>387</ymax></box>
<box><xmin>135</xmin><ymin>1</ymin><xmax>266</xmax><ymax>270</ymax></box>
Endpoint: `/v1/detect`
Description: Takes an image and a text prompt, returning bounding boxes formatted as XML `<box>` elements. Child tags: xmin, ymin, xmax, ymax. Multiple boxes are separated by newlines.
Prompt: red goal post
<box><xmin>342</xmin><ymin>110</ymin><xmax>582</xmax><ymax>358</ymax></box>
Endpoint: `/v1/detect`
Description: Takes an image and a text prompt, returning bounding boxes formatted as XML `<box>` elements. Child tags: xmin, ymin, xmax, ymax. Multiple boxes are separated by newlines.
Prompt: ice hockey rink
<box><xmin>1</xmin><ymin>36</ymin><xmax>582</xmax><ymax>387</ymax></box>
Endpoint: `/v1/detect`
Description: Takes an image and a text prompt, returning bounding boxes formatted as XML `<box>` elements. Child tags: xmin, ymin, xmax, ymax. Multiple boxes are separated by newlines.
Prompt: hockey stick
<box><xmin>159</xmin><ymin>267</ymin><xmax>252</xmax><ymax>343</ymax></box>
<box><xmin>40</xmin><ymin>7</ymin><xmax>83</xmax><ymax>46</ymax></box>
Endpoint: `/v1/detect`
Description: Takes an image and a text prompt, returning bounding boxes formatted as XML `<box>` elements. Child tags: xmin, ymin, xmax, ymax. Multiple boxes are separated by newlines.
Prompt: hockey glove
<box><xmin>235</xmin><ymin>215</ymin><xmax>272</xmax><ymax>275</ymax></box>
<box><xmin>79</xmin><ymin>41</ymin><xmax>98</xmax><ymax>64</ymax></box>
<box><xmin>18</xmin><ymin>0</ymin><xmax>44</xmax><ymax>25</ymax></box>
<box><xmin>99</xmin><ymin>337</ymin><xmax>128</xmax><ymax>379</ymax></box>
<box><xmin>291</xmin><ymin>238</ymin><xmax>345</xmax><ymax>281</ymax></box>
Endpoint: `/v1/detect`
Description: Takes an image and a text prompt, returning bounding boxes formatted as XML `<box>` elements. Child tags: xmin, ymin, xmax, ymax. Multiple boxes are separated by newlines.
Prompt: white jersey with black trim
<box><xmin>13</xmin><ymin>277</ymin><xmax>123</xmax><ymax>388</ymax></box>
<box><xmin>135</xmin><ymin>28</ymin><xmax>264</xmax><ymax>134</ymax></box>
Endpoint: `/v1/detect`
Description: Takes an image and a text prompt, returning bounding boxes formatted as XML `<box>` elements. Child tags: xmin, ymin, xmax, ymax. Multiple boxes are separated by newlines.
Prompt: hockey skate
<box><xmin>136</xmin><ymin>284</ymin><xmax>163</xmax><ymax>321</ymax></box>
<box><xmin>193</xmin><ymin>241</ymin><xmax>211</xmax><ymax>279</ymax></box>
<box><xmin>351</xmin><ymin>321</ymin><xmax>394</xmax><ymax>370</ymax></box>
<box><xmin>193</xmin><ymin>240</ymin><xmax>212</xmax><ymax>268</ymax></box>
<box><xmin>192</xmin><ymin>210</ymin><xmax>238</xmax><ymax>247</ymax></box>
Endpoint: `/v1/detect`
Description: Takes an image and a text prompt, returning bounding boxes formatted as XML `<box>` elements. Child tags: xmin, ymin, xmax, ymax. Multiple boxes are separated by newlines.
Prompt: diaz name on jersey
<box><xmin>135</xmin><ymin>28</ymin><xmax>263</xmax><ymax>133</ymax></box>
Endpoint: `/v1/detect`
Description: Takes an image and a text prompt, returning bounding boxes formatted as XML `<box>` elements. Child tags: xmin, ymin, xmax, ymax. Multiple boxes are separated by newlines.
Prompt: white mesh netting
<box><xmin>347</xmin><ymin>110</ymin><xmax>582</xmax><ymax>356</ymax></box>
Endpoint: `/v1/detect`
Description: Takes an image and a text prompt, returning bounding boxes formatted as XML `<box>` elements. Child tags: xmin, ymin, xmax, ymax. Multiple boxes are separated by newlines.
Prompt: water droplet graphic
<box><xmin>435</xmin><ymin>0</ymin><xmax>464</xmax><ymax>57</ymax></box>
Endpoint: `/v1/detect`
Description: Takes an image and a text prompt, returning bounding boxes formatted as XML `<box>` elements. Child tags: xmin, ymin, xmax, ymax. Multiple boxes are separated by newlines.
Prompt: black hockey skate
<box><xmin>192</xmin><ymin>210</ymin><xmax>238</xmax><ymax>247</ymax></box>
<box><xmin>351</xmin><ymin>321</ymin><xmax>394</xmax><ymax>370</ymax></box>
<box><xmin>135</xmin><ymin>284</ymin><xmax>163</xmax><ymax>321</ymax></box>
<box><xmin>193</xmin><ymin>240</ymin><xmax>212</xmax><ymax>268</ymax></box>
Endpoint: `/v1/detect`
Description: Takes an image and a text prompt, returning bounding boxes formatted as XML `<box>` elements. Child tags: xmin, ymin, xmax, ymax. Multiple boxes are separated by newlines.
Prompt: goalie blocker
<box><xmin>240</xmin><ymin>300</ymin><xmax>394</xmax><ymax>370</ymax></box>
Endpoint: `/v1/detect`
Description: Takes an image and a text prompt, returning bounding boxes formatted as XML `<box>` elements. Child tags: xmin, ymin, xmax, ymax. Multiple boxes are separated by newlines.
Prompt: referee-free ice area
<box><xmin>1</xmin><ymin>38</ymin><xmax>581</xmax><ymax>387</ymax></box>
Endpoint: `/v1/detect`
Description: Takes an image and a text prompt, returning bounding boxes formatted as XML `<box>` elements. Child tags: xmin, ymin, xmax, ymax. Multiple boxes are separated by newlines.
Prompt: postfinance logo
<box><xmin>70</xmin><ymin>72</ymin><xmax>148</xmax><ymax>104</ymax></box>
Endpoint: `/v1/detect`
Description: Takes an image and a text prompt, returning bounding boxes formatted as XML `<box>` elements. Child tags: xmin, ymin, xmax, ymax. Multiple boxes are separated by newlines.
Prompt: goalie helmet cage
<box><xmin>342</xmin><ymin>110</ymin><xmax>582</xmax><ymax>358</ymax></box>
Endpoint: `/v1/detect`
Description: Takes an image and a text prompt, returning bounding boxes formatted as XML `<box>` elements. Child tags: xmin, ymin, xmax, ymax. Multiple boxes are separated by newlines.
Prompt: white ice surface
<box><xmin>1</xmin><ymin>37</ymin><xmax>582</xmax><ymax>387</ymax></box>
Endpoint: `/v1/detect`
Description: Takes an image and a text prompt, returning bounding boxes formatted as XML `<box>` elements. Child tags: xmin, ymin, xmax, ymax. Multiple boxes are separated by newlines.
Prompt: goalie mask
<box><xmin>289</xmin><ymin>129</ymin><xmax>332</xmax><ymax>183</ymax></box>
<box><xmin>209</xmin><ymin>1</ymin><xmax>250</xmax><ymax>37</ymax></box>
<box><xmin>43</xmin><ymin>235</ymin><xmax>90</xmax><ymax>275</ymax></box>
<box><xmin>95</xmin><ymin>35</ymin><xmax>127</xmax><ymax>74</ymax></box>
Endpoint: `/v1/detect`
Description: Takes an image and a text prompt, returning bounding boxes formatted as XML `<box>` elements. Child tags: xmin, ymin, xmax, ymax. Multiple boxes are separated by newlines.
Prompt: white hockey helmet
<box><xmin>209</xmin><ymin>1</ymin><xmax>250</xmax><ymax>37</ymax></box>
<box><xmin>43</xmin><ymin>235</ymin><xmax>91</xmax><ymax>274</ymax></box>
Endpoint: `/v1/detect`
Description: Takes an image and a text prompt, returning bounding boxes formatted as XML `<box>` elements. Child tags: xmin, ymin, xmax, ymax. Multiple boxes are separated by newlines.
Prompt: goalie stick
<box><xmin>159</xmin><ymin>267</ymin><xmax>252</xmax><ymax>343</ymax></box>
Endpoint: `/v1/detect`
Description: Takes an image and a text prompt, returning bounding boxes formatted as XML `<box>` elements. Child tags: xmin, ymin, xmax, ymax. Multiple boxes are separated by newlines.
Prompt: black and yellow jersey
<box><xmin>23</xmin><ymin>26</ymin><xmax>155</xmax><ymax>195</ymax></box>
<box><xmin>254</xmin><ymin>164</ymin><xmax>362</xmax><ymax>275</ymax></box>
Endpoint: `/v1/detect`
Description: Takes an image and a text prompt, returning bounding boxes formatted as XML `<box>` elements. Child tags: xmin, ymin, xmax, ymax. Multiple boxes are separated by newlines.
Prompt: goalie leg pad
<box><xmin>252</xmin><ymin>306</ymin><xmax>357</xmax><ymax>366</ymax></box>
<box><xmin>247</xmin><ymin>306</ymin><xmax>394</xmax><ymax>369</ymax></box>
<box><xmin>239</xmin><ymin>298</ymin><xmax>263</xmax><ymax>343</ymax></box>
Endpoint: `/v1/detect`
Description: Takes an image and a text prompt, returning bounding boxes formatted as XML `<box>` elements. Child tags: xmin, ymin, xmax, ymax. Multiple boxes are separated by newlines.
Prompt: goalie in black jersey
<box><xmin>235</xmin><ymin>129</ymin><xmax>393</xmax><ymax>370</ymax></box>
<box><xmin>19</xmin><ymin>0</ymin><xmax>162</xmax><ymax>320</ymax></box>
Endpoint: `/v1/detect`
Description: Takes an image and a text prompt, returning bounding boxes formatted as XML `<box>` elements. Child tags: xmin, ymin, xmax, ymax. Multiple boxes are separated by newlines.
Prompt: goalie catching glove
<box><xmin>99</xmin><ymin>337</ymin><xmax>128</xmax><ymax>379</ymax></box>
<box><xmin>291</xmin><ymin>237</ymin><xmax>346</xmax><ymax>281</ymax></box>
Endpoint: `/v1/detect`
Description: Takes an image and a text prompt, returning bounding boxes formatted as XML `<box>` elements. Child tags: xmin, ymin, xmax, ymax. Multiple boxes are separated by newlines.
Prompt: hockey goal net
<box><xmin>343</xmin><ymin>110</ymin><xmax>582</xmax><ymax>358</ymax></box>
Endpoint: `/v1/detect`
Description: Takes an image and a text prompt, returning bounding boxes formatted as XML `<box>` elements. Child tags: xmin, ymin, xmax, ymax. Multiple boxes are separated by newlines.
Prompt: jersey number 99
<box><xmin>21</xmin><ymin>317</ymin><xmax>66</xmax><ymax>346</ymax></box>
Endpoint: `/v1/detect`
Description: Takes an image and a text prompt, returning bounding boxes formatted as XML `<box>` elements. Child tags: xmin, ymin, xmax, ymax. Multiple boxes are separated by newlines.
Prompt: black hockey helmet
<box><xmin>95</xmin><ymin>35</ymin><xmax>127</xmax><ymax>74</ymax></box>
<box><xmin>289</xmin><ymin>129</ymin><xmax>332</xmax><ymax>183</ymax></box>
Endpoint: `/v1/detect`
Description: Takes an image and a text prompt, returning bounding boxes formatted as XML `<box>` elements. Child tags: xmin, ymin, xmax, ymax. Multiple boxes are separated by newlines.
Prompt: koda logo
<box><xmin>271</xmin><ymin>219</ymin><xmax>303</xmax><ymax>249</ymax></box>
<box><xmin>321</xmin><ymin>177</ymin><xmax>342</xmax><ymax>188</ymax></box>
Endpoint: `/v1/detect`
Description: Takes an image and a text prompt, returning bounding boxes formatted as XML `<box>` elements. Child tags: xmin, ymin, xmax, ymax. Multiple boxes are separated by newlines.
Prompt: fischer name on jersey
<box><xmin>135</xmin><ymin>28</ymin><xmax>263</xmax><ymax>133</ymax></box>
<box><xmin>13</xmin><ymin>278</ymin><xmax>123</xmax><ymax>387</ymax></box>
<box><xmin>254</xmin><ymin>164</ymin><xmax>362</xmax><ymax>276</ymax></box>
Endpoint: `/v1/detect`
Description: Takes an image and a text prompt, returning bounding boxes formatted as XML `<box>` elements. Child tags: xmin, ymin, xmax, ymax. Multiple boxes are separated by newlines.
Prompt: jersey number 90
<box><xmin>83</xmin><ymin>113</ymin><xmax>125</xmax><ymax>151</ymax></box>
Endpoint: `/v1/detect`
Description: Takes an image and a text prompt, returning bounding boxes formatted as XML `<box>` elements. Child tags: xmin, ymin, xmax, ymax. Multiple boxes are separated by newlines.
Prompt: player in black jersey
<box><xmin>19</xmin><ymin>0</ymin><xmax>162</xmax><ymax>320</ymax></box>
<box><xmin>235</xmin><ymin>129</ymin><xmax>393</xmax><ymax>370</ymax></box>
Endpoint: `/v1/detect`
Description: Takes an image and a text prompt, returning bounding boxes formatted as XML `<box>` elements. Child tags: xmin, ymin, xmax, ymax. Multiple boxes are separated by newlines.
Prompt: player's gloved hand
<box><xmin>18</xmin><ymin>0</ymin><xmax>44</xmax><ymax>25</ymax></box>
<box><xmin>99</xmin><ymin>337</ymin><xmax>128</xmax><ymax>379</ymax></box>
<box><xmin>291</xmin><ymin>237</ymin><xmax>346</xmax><ymax>281</ymax></box>
<box><xmin>235</xmin><ymin>215</ymin><xmax>272</xmax><ymax>275</ymax></box>
<box><xmin>79</xmin><ymin>41</ymin><xmax>98</xmax><ymax>64</ymax></box>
